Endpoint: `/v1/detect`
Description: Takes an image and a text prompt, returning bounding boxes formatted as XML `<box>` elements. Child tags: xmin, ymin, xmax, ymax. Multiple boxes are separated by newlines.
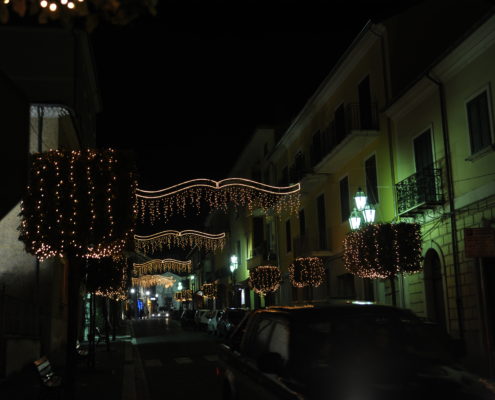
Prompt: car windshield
<box><xmin>291</xmin><ymin>311</ymin><xmax>455</xmax><ymax>372</ymax></box>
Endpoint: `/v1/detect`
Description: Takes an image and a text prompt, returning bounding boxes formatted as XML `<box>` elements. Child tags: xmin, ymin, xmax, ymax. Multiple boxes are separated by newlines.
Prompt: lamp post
<box><xmin>189</xmin><ymin>274</ymin><xmax>195</xmax><ymax>310</ymax></box>
<box><xmin>230</xmin><ymin>255</ymin><xmax>238</xmax><ymax>307</ymax></box>
<box><xmin>348</xmin><ymin>187</ymin><xmax>376</xmax><ymax>230</ymax></box>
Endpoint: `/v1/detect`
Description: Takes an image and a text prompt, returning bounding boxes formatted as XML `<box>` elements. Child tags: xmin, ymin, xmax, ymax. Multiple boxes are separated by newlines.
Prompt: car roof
<box><xmin>256</xmin><ymin>302</ymin><xmax>416</xmax><ymax>320</ymax></box>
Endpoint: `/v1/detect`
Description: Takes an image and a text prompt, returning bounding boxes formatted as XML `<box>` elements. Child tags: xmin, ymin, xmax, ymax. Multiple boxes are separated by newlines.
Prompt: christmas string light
<box><xmin>134</xmin><ymin>230</ymin><xmax>226</xmax><ymax>254</ymax></box>
<box><xmin>19</xmin><ymin>149</ymin><xmax>137</xmax><ymax>261</ymax></box>
<box><xmin>249</xmin><ymin>265</ymin><xmax>281</xmax><ymax>295</ymax></box>
<box><xmin>289</xmin><ymin>257</ymin><xmax>325</xmax><ymax>288</ymax></box>
<box><xmin>132</xmin><ymin>274</ymin><xmax>176</xmax><ymax>288</ymax></box>
<box><xmin>201</xmin><ymin>282</ymin><xmax>217</xmax><ymax>299</ymax></box>
<box><xmin>343</xmin><ymin>223</ymin><xmax>423</xmax><ymax>279</ymax></box>
<box><xmin>175</xmin><ymin>289</ymin><xmax>192</xmax><ymax>302</ymax></box>
<box><xmin>133</xmin><ymin>259</ymin><xmax>192</xmax><ymax>275</ymax></box>
<box><xmin>86</xmin><ymin>254</ymin><xmax>132</xmax><ymax>302</ymax></box>
<box><xmin>136</xmin><ymin>178</ymin><xmax>301</xmax><ymax>224</ymax></box>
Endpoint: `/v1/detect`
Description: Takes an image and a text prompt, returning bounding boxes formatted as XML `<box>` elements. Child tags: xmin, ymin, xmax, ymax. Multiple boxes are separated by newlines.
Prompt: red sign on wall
<box><xmin>464</xmin><ymin>228</ymin><xmax>495</xmax><ymax>258</ymax></box>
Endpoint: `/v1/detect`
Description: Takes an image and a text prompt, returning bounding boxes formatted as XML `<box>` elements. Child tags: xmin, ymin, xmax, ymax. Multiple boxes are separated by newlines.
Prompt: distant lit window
<box><xmin>467</xmin><ymin>89</ymin><xmax>493</xmax><ymax>155</ymax></box>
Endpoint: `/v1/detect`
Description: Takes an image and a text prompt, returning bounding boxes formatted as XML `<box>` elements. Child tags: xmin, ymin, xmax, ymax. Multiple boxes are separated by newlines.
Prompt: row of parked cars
<box><xmin>179</xmin><ymin>307</ymin><xmax>248</xmax><ymax>337</ymax></box>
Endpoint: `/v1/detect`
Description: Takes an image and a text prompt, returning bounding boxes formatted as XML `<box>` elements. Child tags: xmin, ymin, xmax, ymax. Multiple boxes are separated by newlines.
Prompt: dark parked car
<box><xmin>180</xmin><ymin>309</ymin><xmax>196</xmax><ymax>329</ymax></box>
<box><xmin>217</xmin><ymin>308</ymin><xmax>249</xmax><ymax>338</ymax></box>
<box><xmin>219</xmin><ymin>302</ymin><xmax>495</xmax><ymax>400</ymax></box>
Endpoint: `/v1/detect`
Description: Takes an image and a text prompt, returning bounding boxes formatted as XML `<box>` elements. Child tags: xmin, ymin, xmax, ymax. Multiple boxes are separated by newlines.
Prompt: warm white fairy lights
<box><xmin>175</xmin><ymin>289</ymin><xmax>192</xmax><ymax>302</ymax></box>
<box><xmin>133</xmin><ymin>259</ymin><xmax>192</xmax><ymax>275</ymax></box>
<box><xmin>131</xmin><ymin>275</ymin><xmax>176</xmax><ymax>289</ymax></box>
<box><xmin>289</xmin><ymin>257</ymin><xmax>325</xmax><ymax>288</ymax></box>
<box><xmin>39</xmin><ymin>0</ymin><xmax>83</xmax><ymax>11</ymax></box>
<box><xmin>136</xmin><ymin>178</ymin><xmax>301</xmax><ymax>224</ymax></box>
<box><xmin>19</xmin><ymin>149</ymin><xmax>137</xmax><ymax>261</ymax></box>
<box><xmin>344</xmin><ymin>223</ymin><xmax>422</xmax><ymax>279</ymax></box>
<box><xmin>249</xmin><ymin>265</ymin><xmax>281</xmax><ymax>295</ymax></box>
<box><xmin>134</xmin><ymin>230</ymin><xmax>226</xmax><ymax>254</ymax></box>
<box><xmin>201</xmin><ymin>283</ymin><xmax>217</xmax><ymax>299</ymax></box>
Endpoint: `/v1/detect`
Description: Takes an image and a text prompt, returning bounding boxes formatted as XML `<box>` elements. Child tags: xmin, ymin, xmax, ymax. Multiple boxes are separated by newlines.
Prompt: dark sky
<box><xmin>92</xmin><ymin>1</ymin><xmax>409</xmax><ymax>186</ymax></box>
<box><xmin>91</xmin><ymin>1</ymin><xmax>412</xmax><ymax>238</ymax></box>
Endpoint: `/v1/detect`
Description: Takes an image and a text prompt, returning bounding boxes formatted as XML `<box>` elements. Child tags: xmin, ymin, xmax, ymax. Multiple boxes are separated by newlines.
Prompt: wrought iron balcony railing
<box><xmin>396</xmin><ymin>167</ymin><xmax>444</xmax><ymax>216</ymax></box>
<box><xmin>310</xmin><ymin>102</ymin><xmax>379</xmax><ymax>167</ymax></box>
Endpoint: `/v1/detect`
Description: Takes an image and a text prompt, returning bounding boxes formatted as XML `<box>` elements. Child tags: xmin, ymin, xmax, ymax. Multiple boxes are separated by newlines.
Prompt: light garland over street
<box><xmin>133</xmin><ymin>258</ymin><xmax>192</xmax><ymax>275</ymax></box>
<box><xmin>134</xmin><ymin>230</ymin><xmax>226</xmax><ymax>254</ymax></box>
<box><xmin>131</xmin><ymin>274</ymin><xmax>176</xmax><ymax>288</ymax></box>
<box><xmin>136</xmin><ymin>178</ymin><xmax>301</xmax><ymax>224</ymax></box>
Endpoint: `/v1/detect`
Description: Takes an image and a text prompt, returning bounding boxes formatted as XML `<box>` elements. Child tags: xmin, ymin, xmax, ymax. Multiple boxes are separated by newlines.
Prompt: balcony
<box><xmin>247</xmin><ymin>241</ymin><xmax>277</xmax><ymax>269</ymax></box>
<box><xmin>396</xmin><ymin>167</ymin><xmax>444</xmax><ymax>216</ymax></box>
<box><xmin>293</xmin><ymin>233</ymin><xmax>332</xmax><ymax>258</ymax></box>
<box><xmin>312</xmin><ymin>103</ymin><xmax>380</xmax><ymax>173</ymax></box>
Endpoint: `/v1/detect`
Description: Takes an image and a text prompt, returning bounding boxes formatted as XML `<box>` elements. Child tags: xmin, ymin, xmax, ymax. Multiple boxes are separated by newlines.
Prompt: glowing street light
<box><xmin>349</xmin><ymin>187</ymin><xmax>376</xmax><ymax>230</ymax></box>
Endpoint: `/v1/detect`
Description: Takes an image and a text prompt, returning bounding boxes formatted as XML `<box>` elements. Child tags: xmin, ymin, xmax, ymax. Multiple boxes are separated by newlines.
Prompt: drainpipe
<box><xmin>426</xmin><ymin>72</ymin><xmax>465</xmax><ymax>345</ymax></box>
<box><xmin>369</xmin><ymin>25</ymin><xmax>404</xmax><ymax>305</ymax></box>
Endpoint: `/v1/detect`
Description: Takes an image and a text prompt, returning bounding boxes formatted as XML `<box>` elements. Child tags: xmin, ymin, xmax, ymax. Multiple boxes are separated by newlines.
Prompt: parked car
<box><xmin>180</xmin><ymin>309</ymin><xmax>195</xmax><ymax>329</ymax></box>
<box><xmin>218</xmin><ymin>301</ymin><xmax>495</xmax><ymax>400</ymax></box>
<box><xmin>217</xmin><ymin>308</ymin><xmax>248</xmax><ymax>338</ymax></box>
<box><xmin>207</xmin><ymin>310</ymin><xmax>224</xmax><ymax>335</ymax></box>
<box><xmin>194</xmin><ymin>309</ymin><xmax>210</xmax><ymax>331</ymax></box>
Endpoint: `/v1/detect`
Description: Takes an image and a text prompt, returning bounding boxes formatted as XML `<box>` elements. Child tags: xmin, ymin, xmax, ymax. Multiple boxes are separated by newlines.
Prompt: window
<box><xmin>286</xmin><ymin>220</ymin><xmax>292</xmax><ymax>253</ymax></box>
<box><xmin>317</xmin><ymin>194</ymin><xmax>327</xmax><ymax>249</ymax></box>
<box><xmin>268</xmin><ymin>321</ymin><xmax>290</xmax><ymax>362</ymax></box>
<box><xmin>467</xmin><ymin>89</ymin><xmax>493</xmax><ymax>155</ymax></box>
<box><xmin>365</xmin><ymin>155</ymin><xmax>379</xmax><ymax>205</ymax></box>
<box><xmin>340</xmin><ymin>177</ymin><xmax>350</xmax><ymax>222</ymax></box>
<box><xmin>299</xmin><ymin>209</ymin><xmax>306</xmax><ymax>236</ymax></box>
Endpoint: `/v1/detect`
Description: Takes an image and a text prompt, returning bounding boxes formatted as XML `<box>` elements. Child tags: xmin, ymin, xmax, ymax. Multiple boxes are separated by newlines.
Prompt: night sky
<box><xmin>91</xmin><ymin>1</ymin><xmax>414</xmax><ymax>238</ymax></box>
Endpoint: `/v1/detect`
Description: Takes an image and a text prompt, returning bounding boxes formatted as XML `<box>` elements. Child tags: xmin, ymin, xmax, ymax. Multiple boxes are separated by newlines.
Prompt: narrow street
<box><xmin>130</xmin><ymin>317</ymin><xmax>223</xmax><ymax>399</ymax></box>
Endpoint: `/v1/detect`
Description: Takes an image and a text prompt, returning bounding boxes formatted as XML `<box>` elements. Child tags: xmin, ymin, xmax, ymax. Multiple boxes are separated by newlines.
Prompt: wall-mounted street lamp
<box><xmin>230</xmin><ymin>255</ymin><xmax>238</xmax><ymax>273</ymax></box>
<box><xmin>349</xmin><ymin>187</ymin><xmax>376</xmax><ymax>230</ymax></box>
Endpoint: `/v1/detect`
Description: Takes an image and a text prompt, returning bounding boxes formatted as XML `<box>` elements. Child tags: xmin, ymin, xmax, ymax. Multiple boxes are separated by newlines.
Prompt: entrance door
<box><xmin>424</xmin><ymin>249</ymin><xmax>447</xmax><ymax>331</ymax></box>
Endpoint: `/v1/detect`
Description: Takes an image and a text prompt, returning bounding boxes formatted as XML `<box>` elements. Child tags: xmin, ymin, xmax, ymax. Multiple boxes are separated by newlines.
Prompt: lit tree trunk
<box><xmin>389</xmin><ymin>276</ymin><xmax>397</xmax><ymax>307</ymax></box>
<box><xmin>64</xmin><ymin>253</ymin><xmax>81</xmax><ymax>400</ymax></box>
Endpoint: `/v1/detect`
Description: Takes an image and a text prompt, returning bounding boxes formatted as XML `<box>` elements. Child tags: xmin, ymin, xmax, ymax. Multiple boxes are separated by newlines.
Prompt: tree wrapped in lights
<box><xmin>289</xmin><ymin>257</ymin><xmax>325</xmax><ymax>288</ymax></box>
<box><xmin>175</xmin><ymin>289</ymin><xmax>192</xmax><ymax>302</ymax></box>
<box><xmin>131</xmin><ymin>274</ymin><xmax>176</xmax><ymax>288</ymax></box>
<box><xmin>85</xmin><ymin>255</ymin><xmax>131</xmax><ymax>301</ymax></box>
<box><xmin>0</xmin><ymin>0</ymin><xmax>158</xmax><ymax>32</ymax></box>
<box><xmin>201</xmin><ymin>282</ymin><xmax>217</xmax><ymax>299</ymax></box>
<box><xmin>19</xmin><ymin>149</ymin><xmax>137</xmax><ymax>261</ymax></box>
<box><xmin>133</xmin><ymin>259</ymin><xmax>192</xmax><ymax>275</ymax></box>
<box><xmin>344</xmin><ymin>222</ymin><xmax>423</xmax><ymax>305</ymax></box>
<box><xmin>136</xmin><ymin>178</ymin><xmax>301</xmax><ymax>224</ymax></box>
<box><xmin>249</xmin><ymin>266</ymin><xmax>281</xmax><ymax>295</ymax></box>
<box><xmin>134</xmin><ymin>230</ymin><xmax>226</xmax><ymax>254</ymax></box>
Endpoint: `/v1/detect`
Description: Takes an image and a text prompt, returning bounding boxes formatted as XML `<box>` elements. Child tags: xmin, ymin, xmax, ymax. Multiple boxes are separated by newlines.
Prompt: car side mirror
<box><xmin>257</xmin><ymin>352</ymin><xmax>284</xmax><ymax>375</ymax></box>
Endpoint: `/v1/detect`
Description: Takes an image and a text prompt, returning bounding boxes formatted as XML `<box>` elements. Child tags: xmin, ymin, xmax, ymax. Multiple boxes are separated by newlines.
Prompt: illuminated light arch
<box><xmin>134</xmin><ymin>230</ymin><xmax>226</xmax><ymax>254</ymax></box>
<box><xmin>131</xmin><ymin>274</ymin><xmax>176</xmax><ymax>288</ymax></box>
<box><xmin>133</xmin><ymin>258</ymin><xmax>192</xmax><ymax>275</ymax></box>
<box><xmin>136</xmin><ymin>178</ymin><xmax>301</xmax><ymax>224</ymax></box>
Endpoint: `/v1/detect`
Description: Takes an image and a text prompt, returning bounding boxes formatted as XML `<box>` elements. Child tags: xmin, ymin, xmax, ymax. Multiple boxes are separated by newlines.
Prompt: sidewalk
<box><xmin>0</xmin><ymin>320</ymin><xmax>139</xmax><ymax>400</ymax></box>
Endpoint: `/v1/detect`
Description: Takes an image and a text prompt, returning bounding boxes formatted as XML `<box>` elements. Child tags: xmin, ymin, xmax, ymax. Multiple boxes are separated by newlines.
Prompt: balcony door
<box><xmin>358</xmin><ymin>75</ymin><xmax>373</xmax><ymax>129</ymax></box>
<box><xmin>413</xmin><ymin>129</ymin><xmax>436</xmax><ymax>203</ymax></box>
